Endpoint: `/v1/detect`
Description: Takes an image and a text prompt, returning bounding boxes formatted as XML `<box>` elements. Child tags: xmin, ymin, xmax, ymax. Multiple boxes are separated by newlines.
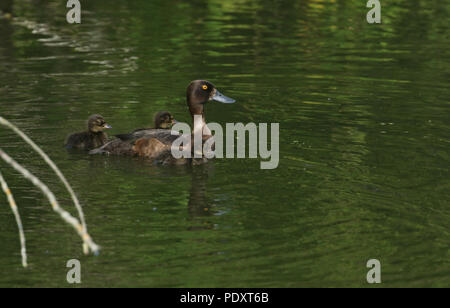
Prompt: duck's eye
<box><xmin>202</xmin><ymin>85</ymin><xmax>208</xmax><ymax>90</ymax></box>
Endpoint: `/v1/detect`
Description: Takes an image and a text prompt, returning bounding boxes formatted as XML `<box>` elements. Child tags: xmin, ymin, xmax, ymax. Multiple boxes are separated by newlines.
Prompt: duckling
<box><xmin>89</xmin><ymin>80</ymin><xmax>235</xmax><ymax>165</ymax></box>
<box><xmin>154</xmin><ymin>111</ymin><xmax>176</xmax><ymax>129</ymax></box>
<box><xmin>65</xmin><ymin>114</ymin><xmax>112</xmax><ymax>151</ymax></box>
<box><xmin>114</xmin><ymin>111</ymin><xmax>176</xmax><ymax>141</ymax></box>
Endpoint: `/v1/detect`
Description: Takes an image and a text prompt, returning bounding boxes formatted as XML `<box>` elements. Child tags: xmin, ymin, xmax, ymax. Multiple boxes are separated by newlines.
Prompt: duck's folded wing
<box><xmin>116</xmin><ymin>129</ymin><xmax>180</xmax><ymax>143</ymax></box>
<box><xmin>89</xmin><ymin>129</ymin><xmax>181</xmax><ymax>155</ymax></box>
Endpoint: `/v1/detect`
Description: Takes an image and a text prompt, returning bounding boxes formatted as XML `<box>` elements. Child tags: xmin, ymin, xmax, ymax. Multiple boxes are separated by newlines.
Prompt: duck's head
<box><xmin>187</xmin><ymin>80</ymin><xmax>235</xmax><ymax>116</ymax></box>
<box><xmin>88</xmin><ymin>114</ymin><xmax>112</xmax><ymax>133</ymax></box>
<box><xmin>154</xmin><ymin>111</ymin><xmax>176</xmax><ymax>129</ymax></box>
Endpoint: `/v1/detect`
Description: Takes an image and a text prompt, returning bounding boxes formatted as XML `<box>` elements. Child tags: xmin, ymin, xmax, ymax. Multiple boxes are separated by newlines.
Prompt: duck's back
<box><xmin>114</xmin><ymin>128</ymin><xmax>150</xmax><ymax>141</ymax></box>
<box><xmin>89</xmin><ymin>129</ymin><xmax>180</xmax><ymax>156</ymax></box>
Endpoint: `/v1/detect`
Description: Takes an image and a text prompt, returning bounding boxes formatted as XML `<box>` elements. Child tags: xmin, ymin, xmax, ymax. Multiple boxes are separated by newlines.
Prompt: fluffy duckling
<box><xmin>114</xmin><ymin>111</ymin><xmax>176</xmax><ymax>141</ymax></box>
<box><xmin>65</xmin><ymin>114</ymin><xmax>112</xmax><ymax>150</ymax></box>
<box><xmin>154</xmin><ymin>111</ymin><xmax>176</xmax><ymax>129</ymax></box>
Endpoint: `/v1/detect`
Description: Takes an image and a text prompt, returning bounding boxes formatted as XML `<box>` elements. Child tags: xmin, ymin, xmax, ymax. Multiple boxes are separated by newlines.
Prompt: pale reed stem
<box><xmin>0</xmin><ymin>171</ymin><xmax>27</xmax><ymax>268</ymax></box>
<box><xmin>0</xmin><ymin>116</ymin><xmax>89</xmax><ymax>254</ymax></box>
<box><xmin>0</xmin><ymin>149</ymin><xmax>100</xmax><ymax>255</ymax></box>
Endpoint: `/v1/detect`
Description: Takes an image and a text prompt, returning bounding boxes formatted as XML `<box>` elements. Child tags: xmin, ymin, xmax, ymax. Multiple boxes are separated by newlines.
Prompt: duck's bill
<box><xmin>213</xmin><ymin>91</ymin><xmax>236</xmax><ymax>104</ymax></box>
<box><xmin>103</xmin><ymin>124</ymin><xmax>113</xmax><ymax>129</ymax></box>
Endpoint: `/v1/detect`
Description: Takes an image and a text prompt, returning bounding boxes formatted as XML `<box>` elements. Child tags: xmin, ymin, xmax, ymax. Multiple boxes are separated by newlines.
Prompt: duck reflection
<box><xmin>187</xmin><ymin>163</ymin><xmax>214</xmax><ymax>218</ymax></box>
<box><xmin>185</xmin><ymin>163</ymin><xmax>217</xmax><ymax>232</ymax></box>
<box><xmin>84</xmin><ymin>154</ymin><xmax>215</xmax><ymax>218</ymax></box>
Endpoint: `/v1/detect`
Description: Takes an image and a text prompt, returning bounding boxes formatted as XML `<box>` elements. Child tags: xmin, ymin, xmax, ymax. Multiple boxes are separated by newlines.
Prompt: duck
<box><xmin>89</xmin><ymin>80</ymin><xmax>235</xmax><ymax>165</ymax></box>
<box><xmin>114</xmin><ymin>111</ymin><xmax>176</xmax><ymax>141</ymax></box>
<box><xmin>65</xmin><ymin>114</ymin><xmax>112</xmax><ymax>151</ymax></box>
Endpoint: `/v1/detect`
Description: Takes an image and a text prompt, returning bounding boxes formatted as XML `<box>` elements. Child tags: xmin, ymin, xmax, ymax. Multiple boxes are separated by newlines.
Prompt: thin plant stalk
<box><xmin>0</xmin><ymin>116</ymin><xmax>89</xmax><ymax>254</ymax></box>
<box><xmin>0</xmin><ymin>171</ymin><xmax>27</xmax><ymax>268</ymax></box>
<box><xmin>0</xmin><ymin>149</ymin><xmax>100</xmax><ymax>255</ymax></box>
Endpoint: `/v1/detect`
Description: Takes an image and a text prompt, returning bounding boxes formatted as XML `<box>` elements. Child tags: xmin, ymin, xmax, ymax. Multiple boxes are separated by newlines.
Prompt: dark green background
<box><xmin>0</xmin><ymin>0</ymin><xmax>448</xmax><ymax>287</ymax></box>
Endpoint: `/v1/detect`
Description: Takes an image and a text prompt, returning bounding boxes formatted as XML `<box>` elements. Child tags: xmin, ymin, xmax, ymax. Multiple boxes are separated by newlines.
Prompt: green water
<box><xmin>0</xmin><ymin>0</ymin><xmax>448</xmax><ymax>287</ymax></box>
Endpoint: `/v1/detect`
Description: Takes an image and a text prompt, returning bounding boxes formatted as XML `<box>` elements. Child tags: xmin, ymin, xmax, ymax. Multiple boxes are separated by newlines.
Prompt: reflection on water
<box><xmin>188</xmin><ymin>164</ymin><xmax>213</xmax><ymax>218</ymax></box>
<box><xmin>0</xmin><ymin>0</ymin><xmax>449</xmax><ymax>287</ymax></box>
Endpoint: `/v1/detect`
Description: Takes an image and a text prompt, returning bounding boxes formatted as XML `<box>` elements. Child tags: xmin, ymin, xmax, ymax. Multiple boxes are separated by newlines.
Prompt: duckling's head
<box><xmin>88</xmin><ymin>114</ymin><xmax>112</xmax><ymax>133</ymax></box>
<box><xmin>187</xmin><ymin>80</ymin><xmax>235</xmax><ymax>116</ymax></box>
<box><xmin>154</xmin><ymin>111</ymin><xmax>176</xmax><ymax>129</ymax></box>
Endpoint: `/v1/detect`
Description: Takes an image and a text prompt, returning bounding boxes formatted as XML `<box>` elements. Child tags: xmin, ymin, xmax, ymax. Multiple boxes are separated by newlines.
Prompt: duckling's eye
<box><xmin>202</xmin><ymin>85</ymin><xmax>208</xmax><ymax>90</ymax></box>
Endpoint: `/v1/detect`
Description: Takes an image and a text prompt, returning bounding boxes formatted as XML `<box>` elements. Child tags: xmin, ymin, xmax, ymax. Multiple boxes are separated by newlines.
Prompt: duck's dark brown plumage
<box><xmin>90</xmin><ymin>128</ymin><xmax>180</xmax><ymax>157</ymax></box>
<box><xmin>65</xmin><ymin>114</ymin><xmax>112</xmax><ymax>151</ymax></box>
<box><xmin>89</xmin><ymin>80</ymin><xmax>235</xmax><ymax>164</ymax></box>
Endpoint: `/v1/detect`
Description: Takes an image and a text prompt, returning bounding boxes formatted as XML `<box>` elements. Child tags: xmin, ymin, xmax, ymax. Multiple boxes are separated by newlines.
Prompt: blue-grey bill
<box><xmin>104</xmin><ymin>124</ymin><xmax>113</xmax><ymax>129</ymax></box>
<box><xmin>213</xmin><ymin>91</ymin><xmax>236</xmax><ymax>104</ymax></box>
